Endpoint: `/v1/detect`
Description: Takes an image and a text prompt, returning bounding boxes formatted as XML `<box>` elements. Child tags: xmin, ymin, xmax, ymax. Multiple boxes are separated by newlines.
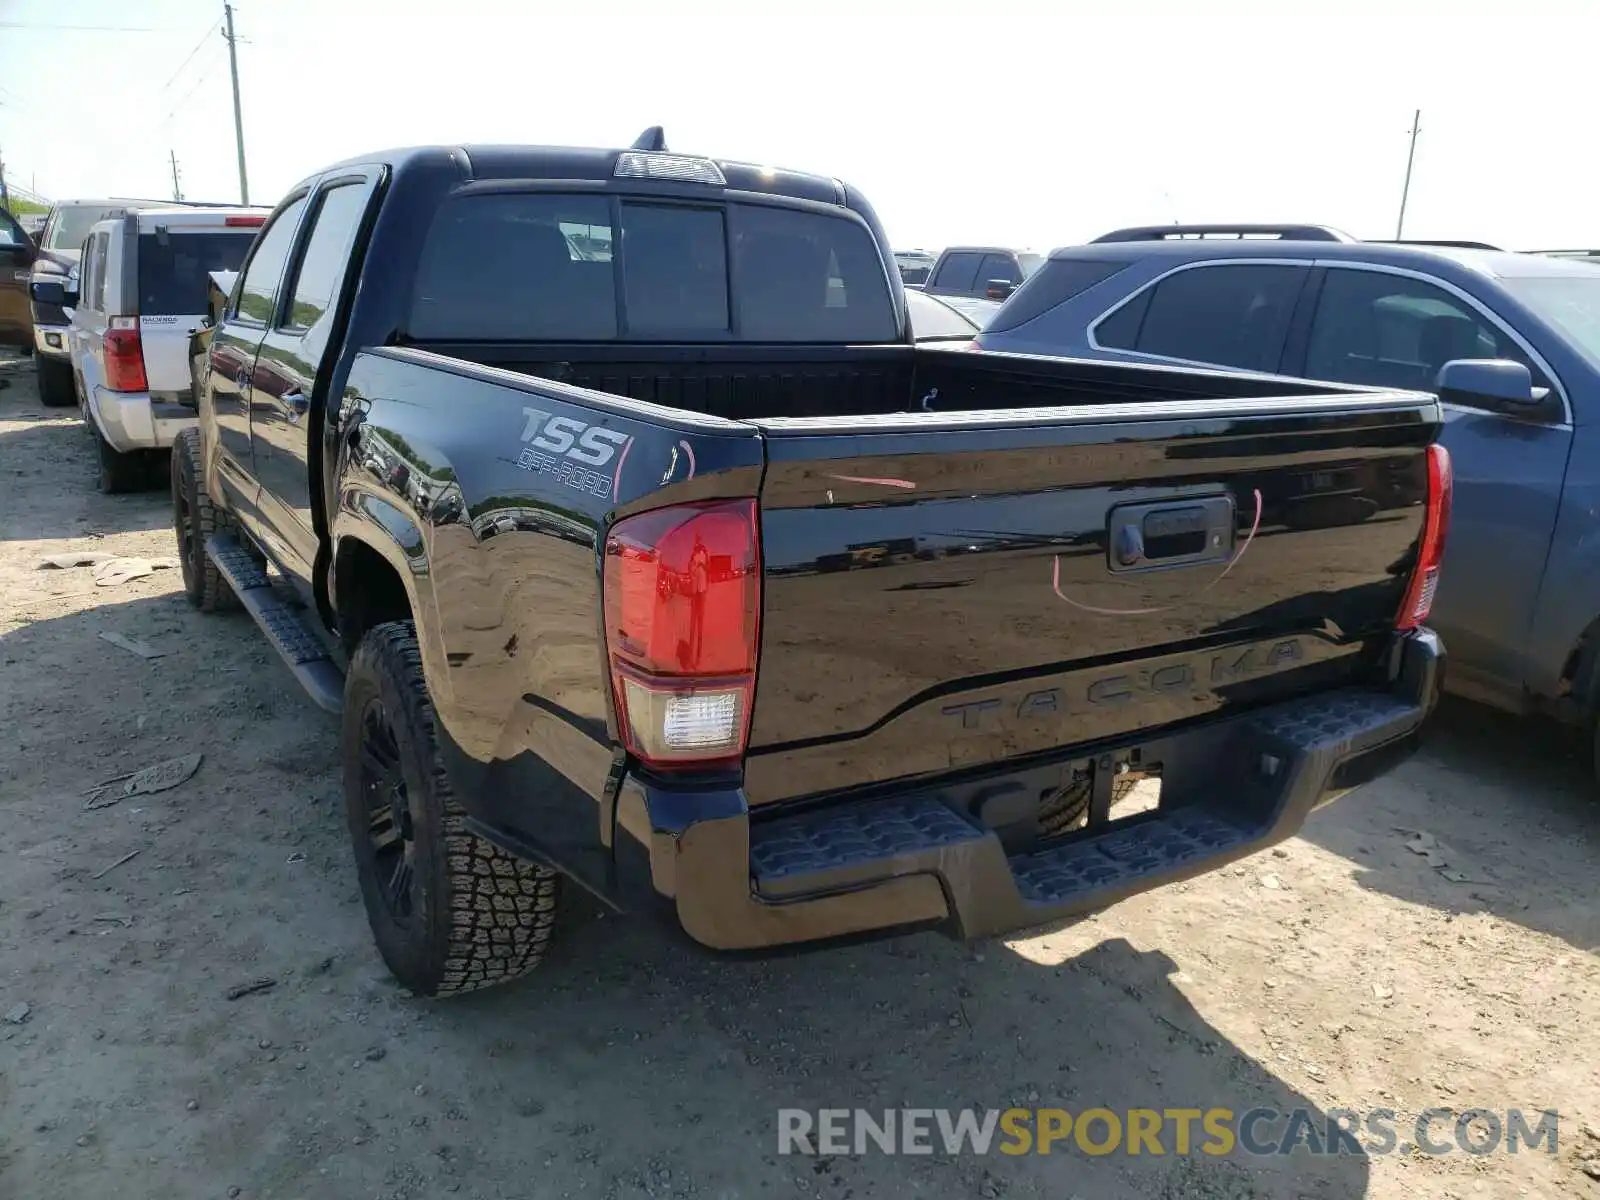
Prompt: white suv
<box><xmin>54</xmin><ymin>206</ymin><xmax>266</xmax><ymax>492</ymax></box>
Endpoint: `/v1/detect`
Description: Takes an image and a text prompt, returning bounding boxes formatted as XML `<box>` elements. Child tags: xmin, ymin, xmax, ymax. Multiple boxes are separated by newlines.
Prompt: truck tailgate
<box><xmin>744</xmin><ymin>392</ymin><xmax>1437</xmax><ymax>805</ymax></box>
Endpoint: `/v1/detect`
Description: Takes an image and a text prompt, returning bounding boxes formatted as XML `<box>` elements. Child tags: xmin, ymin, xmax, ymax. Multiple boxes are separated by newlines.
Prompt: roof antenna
<box><xmin>630</xmin><ymin>126</ymin><xmax>667</xmax><ymax>152</ymax></box>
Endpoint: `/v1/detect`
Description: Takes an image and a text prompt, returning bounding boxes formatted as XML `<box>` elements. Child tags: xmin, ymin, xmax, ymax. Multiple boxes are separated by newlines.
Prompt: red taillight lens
<box><xmin>1397</xmin><ymin>443</ymin><xmax>1452</xmax><ymax>630</ymax></box>
<box><xmin>225</xmin><ymin>215</ymin><xmax>265</xmax><ymax>227</ymax></box>
<box><xmin>603</xmin><ymin>499</ymin><xmax>761</xmax><ymax>769</ymax></box>
<box><xmin>103</xmin><ymin>319</ymin><xmax>148</xmax><ymax>393</ymax></box>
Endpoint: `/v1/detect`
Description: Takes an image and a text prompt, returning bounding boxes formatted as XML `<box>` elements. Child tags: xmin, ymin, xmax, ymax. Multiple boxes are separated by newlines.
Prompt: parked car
<box><xmin>174</xmin><ymin>134</ymin><xmax>1442</xmax><ymax>1000</ymax></box>
<box><xmin>978</xmin><ymin>222</ymin><xmax>1600</xmax><ymax>771</ymax></box>
<box><xmin>938</xmin><ymin>292</ymin><xmax>1001</xmax><ymax>328</ymax></box>
<box><xmin>926</xmin><ymin>244</ymin><xmax>1044</xmax><ymax>301</ymax></box>
<box><xmin>0</xmin><ymin>206</ymin><xmax>40</xmax><ymax>352</ymax></box>
<box><xmin>29</xmin><ymin>198</ymin><xmax>171</xmax><ymax>405</ymax></box>
<box><xmin>894</xmin><ymin>249</ymin><xmax>937</xmax><ymax>287</ymax></box>
<box><xmin>35</xmin><ymin>206</ymin><xmax>266</xmax><ymax>491</ymax></box>
<box><xmin>19</xmin><ymin>212</ymin><xmax>47</xmax><ymax>239</ymax></box>
<box><xmin>1527</xmin><ymin>249</ymin><xmax>1600</xmax><ymax>265</ymax></box>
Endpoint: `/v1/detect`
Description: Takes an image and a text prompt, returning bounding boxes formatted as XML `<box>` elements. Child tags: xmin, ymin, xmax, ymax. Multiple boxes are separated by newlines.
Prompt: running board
<box><xmin>205</xmin><ymin>533</ymin><xmax>344</xmax><ymax>713</ymax></box>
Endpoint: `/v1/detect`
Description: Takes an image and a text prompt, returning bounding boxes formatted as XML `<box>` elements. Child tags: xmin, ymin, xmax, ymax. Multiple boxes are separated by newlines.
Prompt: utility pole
<box><xmin>169</xmin><ymin>150</ymin><xmax>183</xmax><ymax>202</ymax></box>
<box><xmin>1396</xmin><ymin>108</ymin><xmax>1421</xmax><ymax>240</ymax></box>
<box><xmin>223</xmin><ymin>1</ymin><xmax>249</xmax><ymax>205</ymax></box>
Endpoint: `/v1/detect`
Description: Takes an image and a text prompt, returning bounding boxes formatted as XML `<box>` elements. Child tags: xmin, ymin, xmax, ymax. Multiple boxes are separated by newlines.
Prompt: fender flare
<box><xmin>329</xmin><ymin>493</ymin><xmax>437</xmax><ymax>651</ymax></box>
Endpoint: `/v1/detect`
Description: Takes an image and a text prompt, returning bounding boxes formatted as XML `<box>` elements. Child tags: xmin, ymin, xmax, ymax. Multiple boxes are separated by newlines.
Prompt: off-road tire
<box><xmin>37</xmin><ymin>354</ymin><xmax>75</xmax><ymax>407</ymax></box>
<box><xmin>171</xmin><ymin>427</ymin><xmax>238</xmax><ymax>610</ymax></box>
<box><xmin>343</xmin><ymin>621</ymin><xmax>561</xmax><ymax>996</ymax></box>
<box><xmin>1038</xmin><ymin>775</ymin><xmax>1140</xmax><ymax>838</ymax></box>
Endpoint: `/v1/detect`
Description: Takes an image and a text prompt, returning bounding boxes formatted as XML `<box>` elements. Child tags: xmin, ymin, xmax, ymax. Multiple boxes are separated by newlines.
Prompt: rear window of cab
<box><xmin>406</xmin><ymin>193</ymin><xmax>899</xmax><ymax>343</ymax></box>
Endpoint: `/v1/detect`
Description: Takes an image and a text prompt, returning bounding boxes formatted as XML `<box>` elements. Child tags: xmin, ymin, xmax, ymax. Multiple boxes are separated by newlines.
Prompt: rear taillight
<box><xmin>603</xmin><ymin>499</ymin><xmax>760</xmax><ymax>769</ymax></box>
<box><xmin>103</xmin><ymin>317</ymin><xmax>147</xmax><ymax>393</ymax></box>
<box><xmin>1396</xmin><ymin>443</ymin><xmax>1452</xmax><ymax>630</ymax></box>
<box><xmin>225</xmin><ymin>215</ymin><xmax>265</xmax><ymax>226</ymax></box>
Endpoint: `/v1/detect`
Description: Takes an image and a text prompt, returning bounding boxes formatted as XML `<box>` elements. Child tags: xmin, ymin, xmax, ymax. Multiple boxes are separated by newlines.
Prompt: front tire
<box><xmin>37</xmin><ymin>354</ymin><xmax>75</xmax><ymax>407</ymax></box>
<box><xmin>342</xmin><ymin>622</ymin><xmax>561</xmax><ymax>996</ymax></box>
<box><xmin>171</xmin><ymin>427</ymin><xmax>237</xmax><ymax>610</ymax></box>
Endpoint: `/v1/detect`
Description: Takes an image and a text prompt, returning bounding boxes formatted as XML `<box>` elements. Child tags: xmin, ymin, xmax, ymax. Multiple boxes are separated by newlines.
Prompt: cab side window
<box><xmin>978</xmin><ymin>253</ymin><xmax>1022</xmax><ymax>288</ymax></box>
<box><xmin>1304</xmin><ymin>268</ymin><xmax>1543</xmax><ymax>394</ymax></box>
<box><xmin>234</xmin><ymin>195</ymin><xmax>309</xmax><ymax>324</ymax></box>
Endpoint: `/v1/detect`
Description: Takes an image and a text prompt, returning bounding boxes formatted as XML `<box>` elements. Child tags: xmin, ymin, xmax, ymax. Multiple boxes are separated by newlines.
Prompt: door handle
<box><xmin>282</xmin><ymin>390</ymin><xmax>309</xmax><ymax>423</ymax></box>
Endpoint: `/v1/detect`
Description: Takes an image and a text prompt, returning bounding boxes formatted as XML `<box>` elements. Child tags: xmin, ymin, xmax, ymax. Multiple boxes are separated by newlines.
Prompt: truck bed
<box><xmin>435</xmin><ymin>340</ymin><xmax>1365</xmax><ymax>422</ymax></box>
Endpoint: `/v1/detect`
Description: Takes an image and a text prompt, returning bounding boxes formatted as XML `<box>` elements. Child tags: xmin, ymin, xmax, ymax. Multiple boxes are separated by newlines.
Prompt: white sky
<box><xmin>2</xmin><ymin>0</ymin><xmax>1597</xmax><ymax>252</ymax></box>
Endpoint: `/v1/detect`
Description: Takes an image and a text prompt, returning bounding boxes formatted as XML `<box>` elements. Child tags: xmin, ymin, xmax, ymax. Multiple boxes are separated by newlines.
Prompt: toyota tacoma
<box><xmin>174</xmin><ymin>129</ymin><xmax>1448</xmax><ymax>996</ymax></box>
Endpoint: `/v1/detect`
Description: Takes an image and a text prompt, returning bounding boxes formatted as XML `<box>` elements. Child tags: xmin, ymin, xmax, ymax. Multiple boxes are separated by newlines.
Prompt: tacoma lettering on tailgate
<box><xmin>941</xmin><ymin>639</ymin><xmax>1305</xmax><ymax>729</ymax></box>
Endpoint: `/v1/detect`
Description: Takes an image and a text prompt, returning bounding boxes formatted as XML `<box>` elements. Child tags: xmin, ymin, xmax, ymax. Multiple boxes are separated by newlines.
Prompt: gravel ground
<box><xmin>2</xmin><ymin>352</ymin><xmax>1598</xmax><ymax>1199</ymax></box>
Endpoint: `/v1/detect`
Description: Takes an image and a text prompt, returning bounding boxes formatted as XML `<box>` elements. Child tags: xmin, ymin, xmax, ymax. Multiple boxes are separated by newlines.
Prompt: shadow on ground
<box><xmin>435</xmin><ymin>922</ymin><xmax>1372</xmax><ymax>1198</ymax></box>
<box><xmin>1303</xmin><ymin>695</ymin><xmax>1598</xmax><ymax>951</ymax></box>
<box><xmin>0</xmin><ymin>589</ymin><xmax>1371</xmax><ymax>1199</ymax></box>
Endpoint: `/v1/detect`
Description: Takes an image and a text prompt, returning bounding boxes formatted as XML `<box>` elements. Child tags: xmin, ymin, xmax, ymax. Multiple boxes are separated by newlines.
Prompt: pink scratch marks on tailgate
<box><xmin>824</xmin><ymin>474</ymin><xmax>917</xmax><ymax>490</ymax></box>
<box><xmin>1049</xmin><ymin>489</ymin><xmax>1264</xmax><ymax>616</ymax></box>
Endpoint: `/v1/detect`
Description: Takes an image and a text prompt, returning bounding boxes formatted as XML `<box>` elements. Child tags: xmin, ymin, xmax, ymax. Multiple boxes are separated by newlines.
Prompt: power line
<box><xmin>162</xmin><ymin>17</ymin><xmax>225</xmax><ymax>92</ymax></box>
<box><xmin>160</xmin><ymin>47</ymin><xmax>225</xmax><ymax>125</ymax></box>
<box><xmin>0</xmin><ymin>21</ymin><xmax>174</xmax><ymax>33</ymax></box>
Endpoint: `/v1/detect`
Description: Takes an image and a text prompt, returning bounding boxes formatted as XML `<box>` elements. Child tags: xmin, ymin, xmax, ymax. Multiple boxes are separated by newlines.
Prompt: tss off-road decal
<box><xmin>516</xmin><ymin>408</ymin><xmax>632</xmax><ymax>499</ymax></box>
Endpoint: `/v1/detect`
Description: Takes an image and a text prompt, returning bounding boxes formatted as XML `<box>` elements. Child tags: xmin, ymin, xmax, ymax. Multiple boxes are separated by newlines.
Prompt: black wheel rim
<box><xmin>360</xmin><ymin>700</ymin><xmax>418</xmax><ymax>926</ymax></box>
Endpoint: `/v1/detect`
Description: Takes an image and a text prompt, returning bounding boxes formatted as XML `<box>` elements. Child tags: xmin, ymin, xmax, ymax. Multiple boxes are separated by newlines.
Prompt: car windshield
<box><xmin>44</xmin><ymin>205</ymin><xmax>123</xmax><ymax>251</ymax></box>
<box><xmin>1501</xmin><ymin>274</ymin><xmax>1600</xmax><ymax>366</ymax></box>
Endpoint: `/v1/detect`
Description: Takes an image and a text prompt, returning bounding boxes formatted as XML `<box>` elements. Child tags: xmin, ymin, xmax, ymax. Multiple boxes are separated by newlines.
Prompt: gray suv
<box><xmin>976</xmin><ymin>222</ymin><xmax>1600</xmax><ymax>775</ymax></box>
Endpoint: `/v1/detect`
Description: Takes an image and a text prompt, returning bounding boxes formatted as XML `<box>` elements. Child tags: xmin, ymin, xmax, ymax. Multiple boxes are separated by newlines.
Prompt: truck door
<box><xmin>211</xmin><ymin>192</ymin><xmax>310</xmax><ymax>523</ymax></box>
<box><xmin>0</xmin><ymin>208</ymin><xmax>36</xmax><ymax>349</ymax></box>
<box><xmin>249</xmin><ymin>172</ymin><xmax>379</xmax><ymax>591</ymax></box>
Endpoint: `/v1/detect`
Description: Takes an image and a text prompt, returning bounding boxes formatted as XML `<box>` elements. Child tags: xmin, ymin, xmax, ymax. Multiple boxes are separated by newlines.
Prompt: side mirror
<box><xmin>1434</xmin><ymin>359</ymin><xmax>1539</xmax><ymax>409</ymax></box>
<box><xmin>984</xmin><ymin>279</ymin><xmax>1016</xmax><ymax>300</ymax></box>
<box><xmin>30</xmin><ymin>278</ymin><xmax>67</xmax><ymax>307</ymax></box>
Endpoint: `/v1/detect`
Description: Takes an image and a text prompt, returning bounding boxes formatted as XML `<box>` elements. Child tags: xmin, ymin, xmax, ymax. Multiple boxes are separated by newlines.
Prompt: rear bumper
<box><xmin>90</xmin><ymin>387</ymin><xmax>195</xmax><ymax>452</ymax></box>
<box><xmin>612</xmin><ymin>629</ymin><xmax>1443</xmax><ymax>951</ymax></box>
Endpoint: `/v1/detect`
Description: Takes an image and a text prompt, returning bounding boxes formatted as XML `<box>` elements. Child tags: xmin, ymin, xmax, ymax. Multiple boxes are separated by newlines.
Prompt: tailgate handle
<box><xmin>1107</xmin><ymin>495</ymin><xmax>1235</xmax><ymax>572</ymax></box>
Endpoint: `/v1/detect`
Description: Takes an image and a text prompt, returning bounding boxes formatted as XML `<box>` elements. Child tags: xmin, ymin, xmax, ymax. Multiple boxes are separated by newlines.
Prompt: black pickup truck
<box><xmin>175</xmin><ymin>130</ymin><xmax>1448</xmax><ymax>997</ymax></box>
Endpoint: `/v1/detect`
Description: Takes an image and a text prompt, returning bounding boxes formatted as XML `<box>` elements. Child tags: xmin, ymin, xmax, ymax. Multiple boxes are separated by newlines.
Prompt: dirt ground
<box><xmin>2</xmin><ymin>351</ymin><xmax>1598</xmax><ymax>1200</ymax></box>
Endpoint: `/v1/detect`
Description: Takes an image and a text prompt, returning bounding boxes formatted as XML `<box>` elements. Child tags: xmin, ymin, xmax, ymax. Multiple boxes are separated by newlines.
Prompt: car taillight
<box><xmin>103</xmin><ymin>317</ymin><xmax>148</xmax><ymax>393</ymax></box>
<box><xmin>224</xmin><ymin>215</ymin><xmax>265</xmax><ymax>226</ymax></box>
<box><xmin>603</xmin><ymin>499</ymin><xmax>760</xmax><ymax>769</ymax></box>
<box><xmin>1396</xmin><ymin>443</ymin><xmax>1452</xmax><ymax>631</ymax></box>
